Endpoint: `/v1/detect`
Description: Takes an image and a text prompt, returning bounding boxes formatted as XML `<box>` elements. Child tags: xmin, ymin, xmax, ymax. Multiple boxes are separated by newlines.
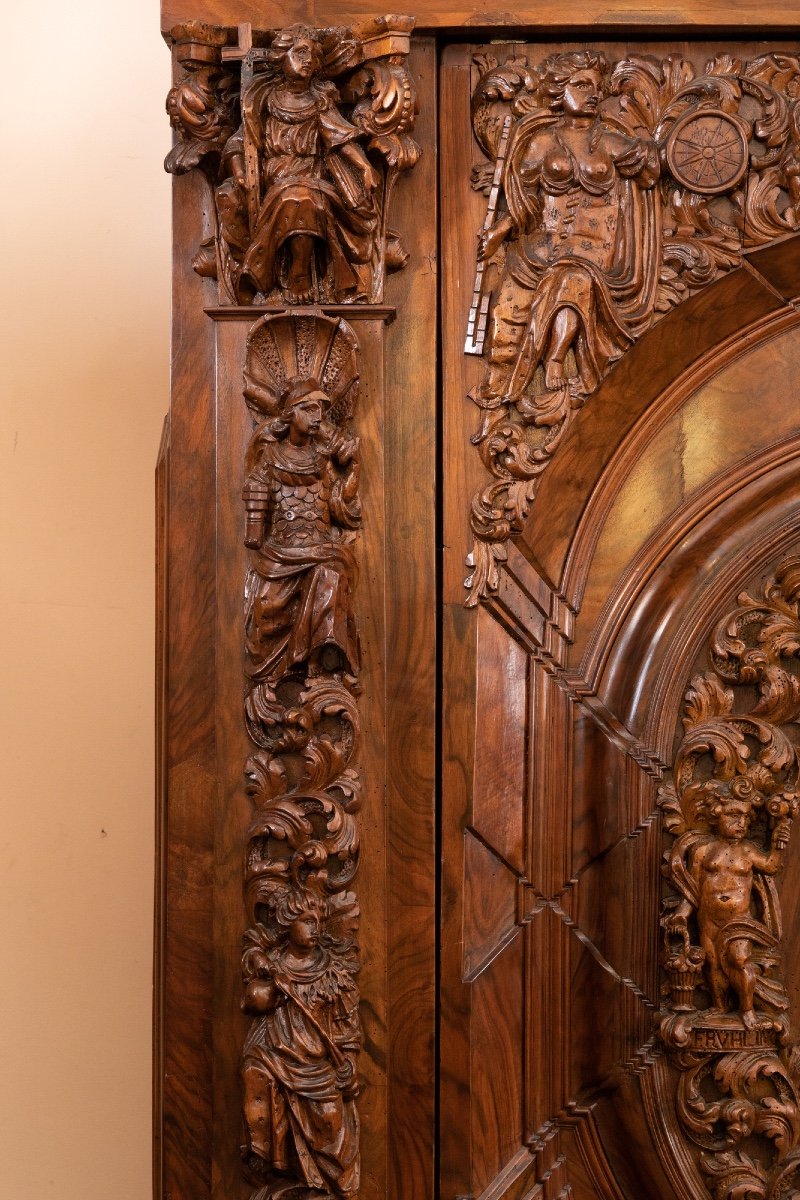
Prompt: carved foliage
<box><xmin>166</xmin><ymin>19</ymin><xmax>419</xmax><ymax>304</ymax></box>
<box><xmin>464</xmin><ymin>49</ymin><xmax>800</xmax><ymax>603</ymax></box>
<box><xmin>658</xmin><ymin>558</ymin><xmax>800</xmax><ymax>1199</ymax></box>
<box><xmin>239</xmin><ymin>314</ymin><xmax>364</xmax><ymax>1200</ymax></box>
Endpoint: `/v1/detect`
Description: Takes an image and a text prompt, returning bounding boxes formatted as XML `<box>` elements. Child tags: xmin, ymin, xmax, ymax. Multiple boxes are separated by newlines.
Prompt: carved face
<box><xmin>284</xmin><ymin>37</ymin><xmax>320</xmax><ymax>82</ymax></box>
<box><xmin>287</xmin><ymin>395</ymin><xmax>324</xmax><ymax>437</ymax></box>
<box><xmin>561</xmin><ymin>69</ymin><xmax>603</xmax><ymax>118</ymax></box>
<box><xmin>289</xmin><ymin>912</ymin><xmax>321</xmax><ymax>949</ymax></box>
<box><xmin>716</xmin><ymin>801</ymin><xmax>751</xmax><ymax>841</ymax></box>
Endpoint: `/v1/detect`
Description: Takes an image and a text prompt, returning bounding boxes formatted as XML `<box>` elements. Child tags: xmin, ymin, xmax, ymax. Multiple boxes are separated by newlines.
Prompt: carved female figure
<box><xmin>242</xmin><ymin>889</ymin><xmax>361</xmax><ymax>1197</ymax></box>
<box><xmin>243</xmin><ymin>376</ymin><xmax>361</xmax><ymax>686</ymax></box>
<box><xmin>474</xmin><ymin>51</ymin><xmax>659</xmax><ymax>422</ymax></box>
<box><xmin>217</xmin><ymin>25</ymin><xmax>380</xmax><ymax>303</ymax></box>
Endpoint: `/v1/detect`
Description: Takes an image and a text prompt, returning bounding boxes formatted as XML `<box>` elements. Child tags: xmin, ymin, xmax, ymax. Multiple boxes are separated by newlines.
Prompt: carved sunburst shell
<box><xmin>244</xmin><ymin>313</ymin><xmax>360</xmax><ymax>423</ymax></box>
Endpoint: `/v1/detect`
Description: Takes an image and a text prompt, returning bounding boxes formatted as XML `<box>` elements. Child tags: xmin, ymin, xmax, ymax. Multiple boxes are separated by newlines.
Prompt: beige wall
<box><xmin>1</xmin><ymin>3</ymin><xmax>170</xmax><ymax>1194</ymax></box>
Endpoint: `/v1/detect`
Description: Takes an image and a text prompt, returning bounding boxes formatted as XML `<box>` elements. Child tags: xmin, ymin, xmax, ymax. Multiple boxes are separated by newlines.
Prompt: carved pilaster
<box><xmin>463</xmin><ymin>49</ymin><xmax>800</xmax><ymax>603</ymax></box>
<box><xmin>657</xmin><ymin>558</ymin><xmax>800</xmax><ymax>1199</ymax></box>
<box><xmin>239</xmin><ymin>313</ymin><xmax>364</xmax><ymax>1198</ymax></box>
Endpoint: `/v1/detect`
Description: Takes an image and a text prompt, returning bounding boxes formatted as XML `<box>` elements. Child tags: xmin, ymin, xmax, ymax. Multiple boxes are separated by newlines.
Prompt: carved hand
<box><xmin>243</xmin><ymin>977</ymin><xmax>277</xmax><ymax>1013</ymax></box>
<box><xmin>772</xmin><ymin>818</ymin><xmax>792</xmax><ymax>852</ymax></box>
<box><xmin>661</xmin><ymin>901</ymin><xmax>691</xmax><ymax>936</ymax></box>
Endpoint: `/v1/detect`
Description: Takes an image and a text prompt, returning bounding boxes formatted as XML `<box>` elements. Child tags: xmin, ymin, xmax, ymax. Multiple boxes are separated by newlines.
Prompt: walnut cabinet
<box><xmin>155</xmin><ymin>5</ymin><xmax>800</xmax><ymax>1199</ymax></box>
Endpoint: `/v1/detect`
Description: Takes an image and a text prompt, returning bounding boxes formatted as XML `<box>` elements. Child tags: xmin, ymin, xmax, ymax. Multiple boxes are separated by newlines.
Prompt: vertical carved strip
<box><xmin>164</xmin><ymin>17</ymin><xmax>422</xmax><ymax>1196</ymax></box>
<box><xmin>658</xmin><ymin>558</ymin><xmax>800</xmax><ymax>1198</ymax></box>
<box><xmin>238</xmin><ymin>313</ymin><xmax>364</xmax><ymax>1198</ymax></box>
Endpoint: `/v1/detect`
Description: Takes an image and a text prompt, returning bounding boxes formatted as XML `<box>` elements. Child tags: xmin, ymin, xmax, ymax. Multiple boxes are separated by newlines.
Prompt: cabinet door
<box><xmin>440</xmin><ymin>38</ymin><xmax>800</xmax><ymax>1200</ymax></box>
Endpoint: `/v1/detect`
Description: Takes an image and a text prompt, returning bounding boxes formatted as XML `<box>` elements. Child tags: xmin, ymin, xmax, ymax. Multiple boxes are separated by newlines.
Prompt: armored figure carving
<box><xmin>243</xmin><ymin>376</ymin><xmax>361</xmax><ymax>685</ymax></box>
<box><xmin>464</xmin><ymin>49</ymin><xmax>800</xmax><ymax>604</ymax></box>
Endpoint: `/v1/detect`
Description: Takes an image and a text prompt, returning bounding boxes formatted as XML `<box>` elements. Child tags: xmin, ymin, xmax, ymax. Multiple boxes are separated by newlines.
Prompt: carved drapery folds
<box><xmin>240</xmin><ymin>313</ymin><xmax>364</xmax><ymax>1199</ymax></box>
<box><xmin>464</xmin><ymin>49</ymin><xmax>800</xmax><ymax>603</ymax></box>
<box><xmin>658</xmin><ymin>559</ymin><xmax>800</xmax><ymax>1199</ymax></box>
<box><xmin>166</xmin><ymin>18</ymin><xmax>419</xmax><ymax>304</ymax></box>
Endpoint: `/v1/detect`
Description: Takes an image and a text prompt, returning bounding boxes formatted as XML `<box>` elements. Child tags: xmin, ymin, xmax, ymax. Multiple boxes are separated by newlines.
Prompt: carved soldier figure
<box><xmin>241</xmin><ymin>885</ymin><xmax>361</xmax><ymax>1198</ymax></box>
<box><xmin>664</xmin><ymin>787</ymin><xmax>793</xmax><ymax>1028</ymax></box>
<box><xmin>472</xmin><ymin>50</ymin><xmax>659</xmax><ymax>424</ymax></box>
<box><xmin>216</xmin><ymin>24</ymin><xmax>381</xmax><ymax>303</ymax></box>
<box><xmin>243</xmin><ymin>376</ymin><xmax>361</xmax><ymax>686</ymax></box>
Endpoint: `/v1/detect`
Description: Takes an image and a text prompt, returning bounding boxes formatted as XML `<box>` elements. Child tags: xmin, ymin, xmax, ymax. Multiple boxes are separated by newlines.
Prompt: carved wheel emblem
<box><xmin>666</xmin><ymin>108</ymin><xmax>749</xmax><ymax>194</ymax></box>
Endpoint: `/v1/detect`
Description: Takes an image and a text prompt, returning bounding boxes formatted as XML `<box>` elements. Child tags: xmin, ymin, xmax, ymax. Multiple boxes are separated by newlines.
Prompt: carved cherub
<box><xmin>241</xmin><ymin>882</ymin><xmax>361</xmax><ymax>1198</ymax></box>
<box><xmin>243</xmin><ymin>375</ymin><xmax>361</xmax><ymax>685</ymax></box>
<box><xmin>664</xmin><ymin>784</ymin><xmax>794</xmax><ymax>1028</ymax></box>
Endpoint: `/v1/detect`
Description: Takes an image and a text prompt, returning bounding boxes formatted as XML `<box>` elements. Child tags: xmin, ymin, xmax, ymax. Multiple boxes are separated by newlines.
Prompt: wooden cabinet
<box><xmin>156</xmin><ymin>8</ymin><xmax>800</xmax><ymax>1199</ymax></box>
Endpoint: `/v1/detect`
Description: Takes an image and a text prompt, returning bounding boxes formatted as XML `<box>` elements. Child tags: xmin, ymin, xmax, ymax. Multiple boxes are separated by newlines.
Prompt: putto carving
<box><xmin>239</xmin><ymin>314</ymin><xmax>364</xmax><ymax>1199</ymax></box>
<box><xmin>165</xmin><ymin>18</ymin><xmax>419</xmax><ymax>304</ymax></box>
<box><xmin>464</xmin><ymin>49</ymin><xmax>800</xmax><ymax>603</ymax></box>
<box><xmin>658</xmin><ymin>558</ymin><xmax>800</xmax><ymax>1199</ymax></box>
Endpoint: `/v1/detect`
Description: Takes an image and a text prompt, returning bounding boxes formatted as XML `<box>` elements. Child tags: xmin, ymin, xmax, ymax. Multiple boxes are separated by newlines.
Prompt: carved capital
<box><xmin>165</xmin><ymin>18</ymin><xmax>420</xmax><ymax>305</ymax></box>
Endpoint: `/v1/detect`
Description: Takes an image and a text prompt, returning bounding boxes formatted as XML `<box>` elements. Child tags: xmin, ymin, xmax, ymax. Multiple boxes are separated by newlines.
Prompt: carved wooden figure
<box><xmin>240</xmin><ymin>314</ymin><xmax>365</xmax><ymax>1200</ymax></box>
<box><xmin>465</xmin><ymin>48</ymin><xmax>800</xmax><ymax>602</ymax></box>
<box><xmin>166</xmin><ymin>19</ymin><xmax>419</xmax><ymax>304</ymax></box>
<box><xmin>657</xmin><ymin>562</ymin><xmax>800</xmax><ymax>1198</ymax></box>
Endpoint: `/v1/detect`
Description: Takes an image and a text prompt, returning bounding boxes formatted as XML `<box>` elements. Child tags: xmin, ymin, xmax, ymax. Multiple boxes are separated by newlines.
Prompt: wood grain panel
<box><xmin>158</xmin><ymin>166</ymin><xmax>217</xmax><ymax>1200</ymax></box>
<box><xmin>162</xmin><ymin>1</ymin><xmax>800</xmax><ymax>37</ymax></box>
<box><xmin>383</xmin><ymin>40</ymin><xmax>438</xmax><ymax>1200</ymax></box>
<box><xmin>464</xmin><ymin>830</ymin><xmax>520</xmax><ymax>979</ymax></box>
<box><xmin>470</xmin><ymin>930</ymin><xmax>525</xmax><ymax>1197</ymax></box>
<box><xmin>473</xmin><ymin>606</ymin><xmax>528</xmax><ymax>874</ymax></box>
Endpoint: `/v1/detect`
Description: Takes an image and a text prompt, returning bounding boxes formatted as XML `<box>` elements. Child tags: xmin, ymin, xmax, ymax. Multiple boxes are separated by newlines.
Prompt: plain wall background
<box><xmin>1</xmin><ymin>2</ymin><xmax>171</xmax><ymax>1193</ymax></box>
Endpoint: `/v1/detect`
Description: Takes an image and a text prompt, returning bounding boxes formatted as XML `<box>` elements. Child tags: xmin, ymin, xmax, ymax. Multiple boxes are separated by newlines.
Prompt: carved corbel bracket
<box><xmin>463</xmin><ymin>49</ymin><xmax>800</xmax><ymax>605</ymax></box>
<box><xmin>165</xmin><ymin>17</ymin><xmax>420</xmax><ymax>306</ymax></box>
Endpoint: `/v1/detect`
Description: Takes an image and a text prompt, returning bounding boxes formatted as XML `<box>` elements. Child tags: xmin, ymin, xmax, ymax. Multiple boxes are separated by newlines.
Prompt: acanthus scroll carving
<box><xmin>464</xmin><ymin>49</ymin><xmax>800</xmax><ymax>603</ymax></box>
<box><xmin>239</xmin><ymin>313</ymin><xmax>364</xmax><ymax>1200</ymax></box>
<box><xmin>658</xmin><ymin>558</ymin><xmax>800</xmax><ymax>1200</ymax></box>
<box><xmin>166</xmin><ymin>18</ymin><xmax>419</xmax><ymax>305</ymax></box>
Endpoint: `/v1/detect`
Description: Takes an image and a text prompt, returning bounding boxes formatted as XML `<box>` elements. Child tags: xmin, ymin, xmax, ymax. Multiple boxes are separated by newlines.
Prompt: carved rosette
<box><xmin>464</xmin><ymin>50</ymin><xmax>800</xmax><ymax>604</ymax></box>
<box><xmin>166</xmin><ymin>18</ymin><xmax>419</xmax><ymax>305</ymax></box>
<box><xmin>657</xmin><ymin>558</ymin><xmax>800</xmax><ymax>1199</ymax></box>
<box><xmin>239</xmin><ymin>313</ymin><xmax>365</xmax><ymax>1199</ymax></box>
